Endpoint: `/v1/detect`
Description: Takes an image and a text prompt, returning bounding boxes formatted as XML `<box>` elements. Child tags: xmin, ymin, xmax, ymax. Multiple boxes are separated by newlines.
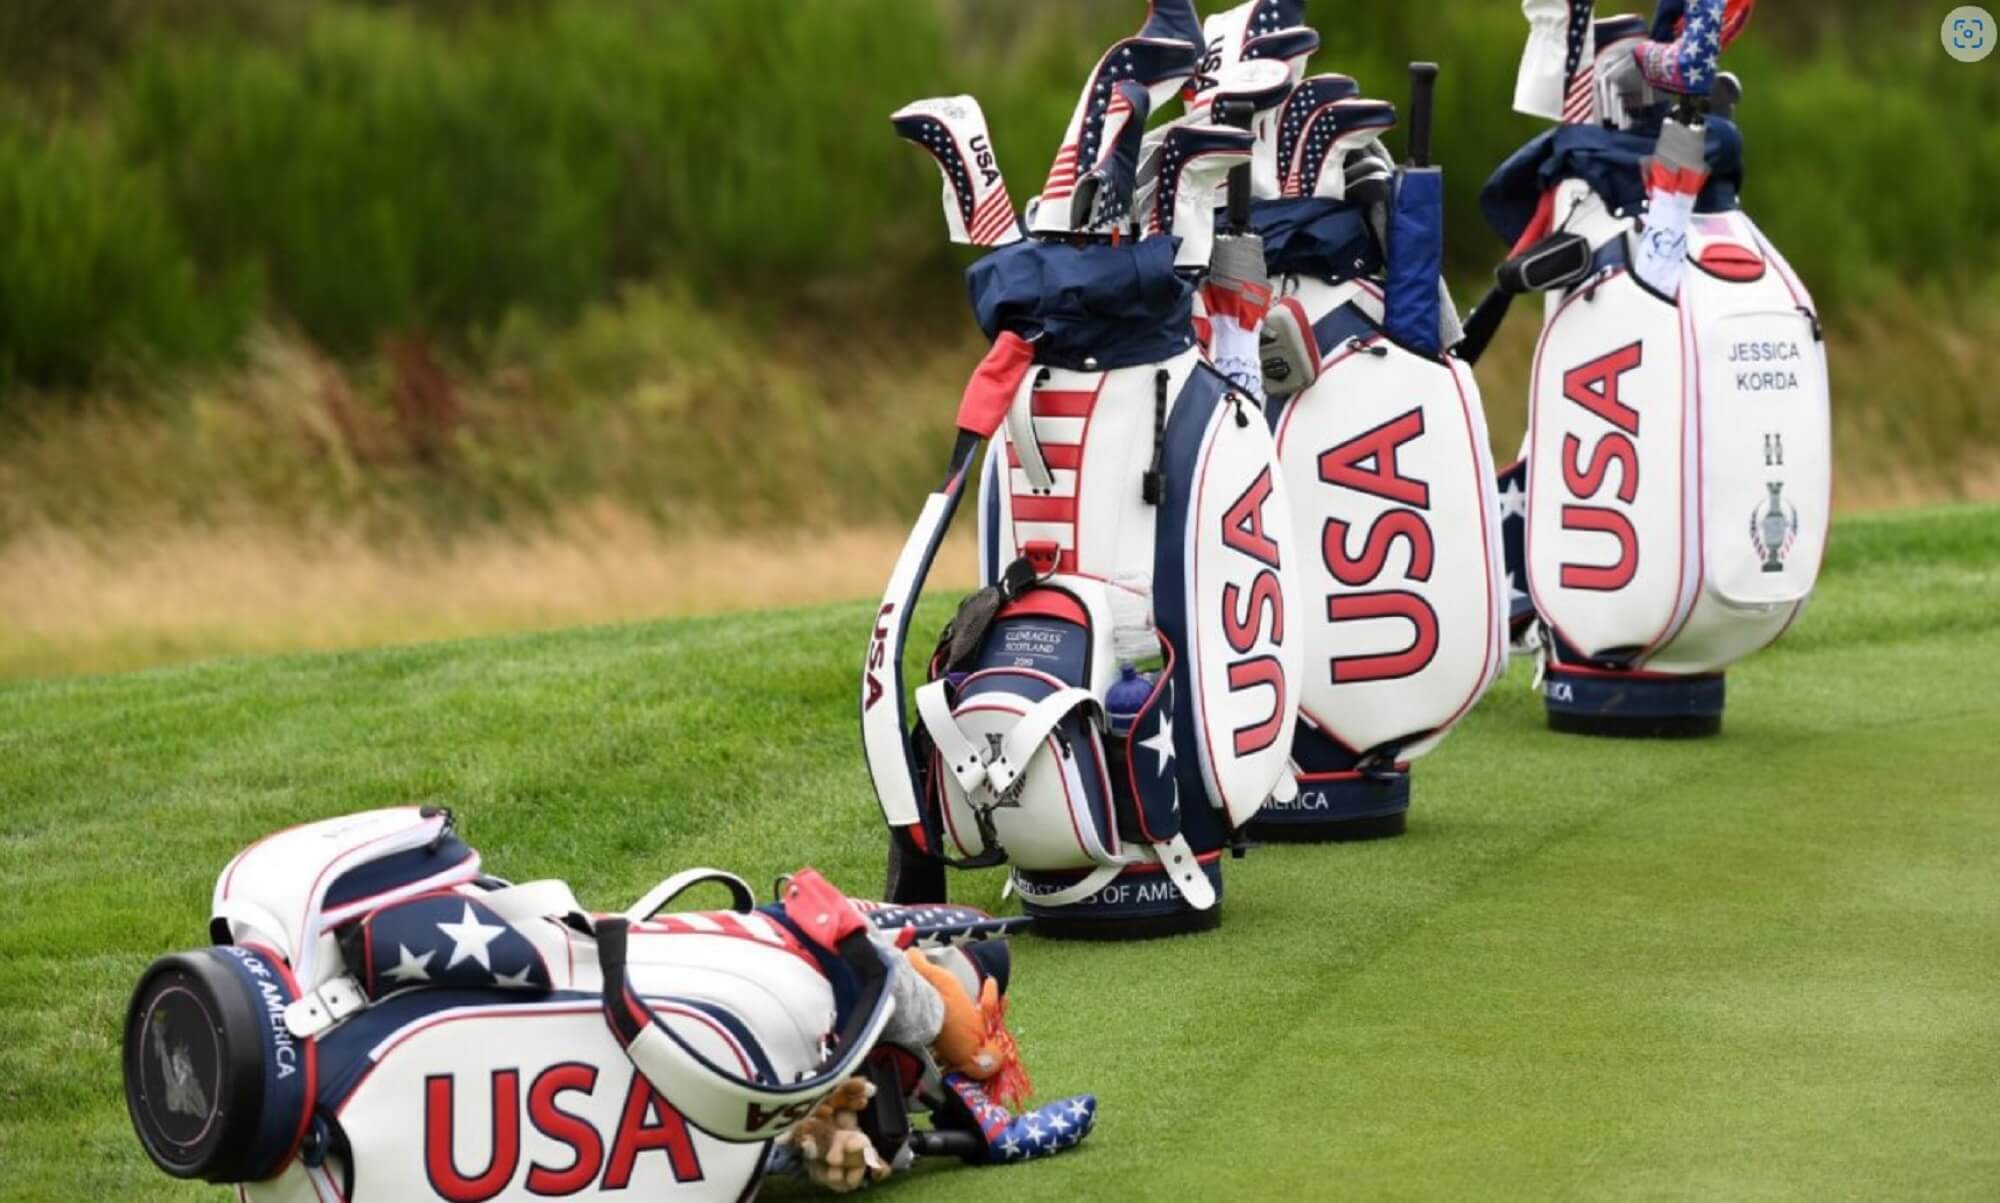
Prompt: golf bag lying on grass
<box><xmin>1475</xmin><ymin>0</ymin><xmax>1827</xmax><ymax>737</ymax></box>
<box><xmin>122</xmin><ymin>807</ymin><xmax>1088</xmax><ymax>1200</ymax></box>
<box><xmin>864</xmin><ymin>0</ymin><xmax>1304</xmax><ymax>940</ymax></box>
<box><xmin>1244</xmin><ymin>48</ymin><xmax>1506</xmax><ymax>841</ymax></box>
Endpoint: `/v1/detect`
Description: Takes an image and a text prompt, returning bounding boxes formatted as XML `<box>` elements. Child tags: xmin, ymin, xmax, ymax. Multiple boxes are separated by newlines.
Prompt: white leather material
<box><xmin>863</xmin><ymin>490</ymin><xmax>957</xmax><ymax>829</ymax></box>
<box><xmin>1180</xmin><ymin>382</ymin><xmax>1306</xmax><ymax>827</ymax></box>
<box><xmin>483</xmin><ymin>879</ymin><xmax>586</xmax><ymax>926</ymax></box>
<box><xmin>282</xmin><ymin>974</ymin><xmax>365</xmax><ymax>1039</ymax></box>
<box><xmin>1526</xmin><ymin>267</ymin><xmax>1691</xmax><ymax>662</ymax></box>
<box><xmin>624</xmin><ymin>871</ymin><xmax>753</xmax><ymax>924</ymax></box>
<box><xmin>917</xmin><ymin>679</ymin><xmax>988</xmax><ymax>793</ymax></box>
<box><xmin>1006</xmin><ymin>366</ymin><xmax>1056</xmax><ymax>493</ymax></box>
<box><xmin>325</xmin><ymin>1001</ymin><xmax>772</xmax><ymax>1202</ymax></box>
<box><xmin>989</xmin><ymin>686</ymin><xmax>1102</xmax><ymax>796</ymax></box>
<box><xmin>1153</xmin><ymin>833</ymin><xmax>1216</xmax><ymax>910</ymax></box>
<box><xmin>1526</xmin><ymin>208</ymin><xmax>1828</xmax><ymax>675</ymax></box>
<box><xmin>933</xmin><ymin>673</ymin><xmax>1124</xmax><ymax>871</ymax></box>
<box><xmin>1273</xmin><ymin>278</ymin><xmax>1507</xmax><ymax>761</ymax></box>
<box><xmin>211</xmin><ymin>808</ymin><xmax>480</xmax><ymax>989</ymax></box>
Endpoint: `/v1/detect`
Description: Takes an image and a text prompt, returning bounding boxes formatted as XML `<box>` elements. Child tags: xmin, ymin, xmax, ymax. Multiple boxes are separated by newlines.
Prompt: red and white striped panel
<box><xmin>1004</xmin><ymin>385</ymin><xmax>1102</xmax><ymax>573</ymax></box>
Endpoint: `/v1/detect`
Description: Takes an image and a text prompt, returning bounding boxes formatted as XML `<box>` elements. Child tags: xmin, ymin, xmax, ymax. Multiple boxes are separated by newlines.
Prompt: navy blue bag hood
<box><xmin>1479</xmin><ymin>111</ymin><xmax>1743</xmax><ymax>247</ymax></box>
<box><xmin>967</xmin><ymin>236</ymin><xmax>1197</xmax><ymax>372</ymax></box>
<box><xmin>1249</xmin><ymin>197</ymin><xmax>1382</xmax><ymax>283</ymax></box>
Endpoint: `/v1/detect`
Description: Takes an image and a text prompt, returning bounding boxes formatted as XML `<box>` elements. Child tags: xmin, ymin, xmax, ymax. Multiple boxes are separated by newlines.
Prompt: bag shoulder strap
<box><xmin>597</xmin><ymin>872</ymin><xmax>896</xmax><ymax>1143</ymax></box>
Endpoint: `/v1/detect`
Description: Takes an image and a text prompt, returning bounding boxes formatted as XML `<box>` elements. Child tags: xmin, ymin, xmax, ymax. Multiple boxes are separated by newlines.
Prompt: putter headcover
<box><xmin>1030</xmin><ymin>0</ymin><xmax>1201</xmax><ymax>234</ymax></box>
<box><xmin>1649</xmin><ymin>0</ymin><xmax>1754</xmax><ymax>51</ymax></box>
<box><xmin>937</xmin><ymin>1073</ymin><xmax>1097</xmax><ymax>1165</ymax></box>
<box><xmin>1633</xmin><ymin>0</ymin><xmax>1726</xmax><ymax>96</ymax></box>
<box><xmin>1288</xmin><ymin>98</ymin><xmax>1398</xmax><ymax>201</ymax></box>
<box><xmin>892</xmin><ymin>96</ymin><xmax>1022</xmax><ymax>247</ymax></box>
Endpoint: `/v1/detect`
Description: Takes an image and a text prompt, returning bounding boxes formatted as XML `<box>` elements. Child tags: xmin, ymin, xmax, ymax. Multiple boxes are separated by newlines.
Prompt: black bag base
<box><xmin>1015</xmin><ymin>860</ymin><xmax>1225</xmax><ymax>942</ymax></box>
<box><xmin>1547</xmin><ymin>709</ymin><xmax>1724</xmax><ymax>739</ymax></box>
<box><xmin>1246</xmin><ymin>768</ymin><xmax>1411</xmax><ymax>843</ymax></box>
<box><xmin>1248</xmin><ymin>809</ymin><xmax>1408</xmax><ymax>843</ymax></box>
<box><xmin>1029</xmin><ymin>906</ymin><xmax>1223</xmax><ymax>942</ymax></box>
<box><xmin>1543</xmin><ymin>665</ymin><xmax>1726</xmax><ymax>740</ymax></box>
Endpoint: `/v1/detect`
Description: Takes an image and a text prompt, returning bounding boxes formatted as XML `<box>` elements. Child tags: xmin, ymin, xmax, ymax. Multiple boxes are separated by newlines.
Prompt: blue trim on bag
<box><xmin>322</xmin><ymin>837</ymin><xmax>476</xmax><ymax>910</ymax></box>
<box><xmin>212</xmin><ymin>944</ymin><xmax>312</xmax><ymax>1179</ymax></box>
<box><xmin>1014</xmin><ymin>859</ymin><xmax>1222</xmax><ymax>921</ymax></box>
<box><xmin>1543</xmin><ymin>667</ymin><xmax>1726</xmax><ymax>720</ymax></box>
<box><xmin>1150</xmin><ymin>364</ymin><xmax>1234</xmax><ymax>856</ymax></box>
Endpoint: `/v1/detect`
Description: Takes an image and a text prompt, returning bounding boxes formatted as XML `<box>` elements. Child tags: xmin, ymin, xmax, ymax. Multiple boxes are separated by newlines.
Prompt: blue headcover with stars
<box><xmin>939</xmin><ymin>1073</ymin><xmax>1097</xmax><ymax>1165</ymax></box>
<box><xmin>349</xmin><ymin>892</ymin><xmax>552</xmax><ymax>999</ymax></box>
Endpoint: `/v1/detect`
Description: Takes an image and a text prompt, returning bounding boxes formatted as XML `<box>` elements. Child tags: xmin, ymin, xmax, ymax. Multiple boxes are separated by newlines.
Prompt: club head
<box><xmin>1497</xmin><ymin>232</ymin><xmax>1595</xmax><ymax>295</ymax></box>
<box><xmin>1710</xmin><ymin>72</ymin><xmax>1743</xmax><ymax>120</ymax></box>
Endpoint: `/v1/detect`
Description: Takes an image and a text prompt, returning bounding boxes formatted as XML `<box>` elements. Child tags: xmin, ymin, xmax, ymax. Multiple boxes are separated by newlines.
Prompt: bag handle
<box><xmin>624</xmin><ymin>869</ymin><xmax>755</xmax><ymax>923</ymax></box>
<box><xmin>596</xmin><ymin>874</ymin><xmax>897</xmax><ymax>1143</ymax></box>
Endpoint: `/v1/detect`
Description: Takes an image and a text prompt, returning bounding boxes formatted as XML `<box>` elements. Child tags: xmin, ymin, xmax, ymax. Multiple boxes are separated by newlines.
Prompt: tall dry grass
<box><xmin>0</xmin><ymin>513</ymin><xmax>977</xmax><ymax>680</ymax></box>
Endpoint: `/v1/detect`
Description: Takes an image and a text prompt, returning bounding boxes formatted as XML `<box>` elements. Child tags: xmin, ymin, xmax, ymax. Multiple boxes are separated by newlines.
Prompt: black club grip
<box><xmin>1407</xmin><ymin>62</ymin><xmax>1439</xmax><ymax>168</ymax></box>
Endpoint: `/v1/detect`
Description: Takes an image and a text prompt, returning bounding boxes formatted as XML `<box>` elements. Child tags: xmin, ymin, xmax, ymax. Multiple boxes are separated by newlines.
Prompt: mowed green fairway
<box><xmin>2</xmin><ymin>505</ymin><xmax>1997</xmax><ymax>1201</ymax></box>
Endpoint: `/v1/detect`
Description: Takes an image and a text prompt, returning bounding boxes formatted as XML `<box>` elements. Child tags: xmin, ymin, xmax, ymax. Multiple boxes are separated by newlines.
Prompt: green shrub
<box><xmin>0</xmin><ymin>125</ymin><xmax>250</xmax><ymax>391</ymax></box>
<box><xmin>3</xmin><ymin>0</ymin><xmax>1996</xmax><ymax>380</ymax></box>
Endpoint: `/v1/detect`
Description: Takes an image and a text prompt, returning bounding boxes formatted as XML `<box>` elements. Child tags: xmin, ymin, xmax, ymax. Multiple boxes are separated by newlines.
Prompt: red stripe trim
<box><xmin>1031</xmin><ymin>390</ymin><xmax>1097</xmax><ymax>418</ymax></box>
<box><xmin>1010</xmin><ymin>495</ymin><xmax>1077</xmax><ymax>523</ymax></box>
<box><xmin>1005</xmin><ymin>444</ymin><xmax>1082</xmax><ymax>470</ymax></box>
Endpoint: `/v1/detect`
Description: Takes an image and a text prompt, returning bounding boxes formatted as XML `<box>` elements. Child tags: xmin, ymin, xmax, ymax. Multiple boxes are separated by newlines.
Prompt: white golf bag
<box><xmin>1248</xmin><ymin>62</ymin><xmax>1507</xmax><ymax>840</ymax></box>
<box><xmin>1488</xmin><ymin>0</ymin><xmax>1829</xmax><ymax>735</ymax></box>
<box><xmin>865</xmin><ymin>0</ymin><xmax>1305</xmax><ymax>939</ymax></box>
<box><xmin>121</xmin><ymin>808</ymin><xmax>926</xmax><ymax>1201</ymax></box>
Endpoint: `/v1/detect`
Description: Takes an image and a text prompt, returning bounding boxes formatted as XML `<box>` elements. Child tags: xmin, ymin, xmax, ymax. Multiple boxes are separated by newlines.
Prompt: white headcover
<box><xmin>890</xmin><ymin>95</ymin><xmax>1022</xmax><ymax>247</ymax></box>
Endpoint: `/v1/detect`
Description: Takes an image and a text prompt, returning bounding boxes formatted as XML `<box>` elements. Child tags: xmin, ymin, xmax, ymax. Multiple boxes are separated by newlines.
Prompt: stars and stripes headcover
<box><xmin>938</xmin><ymin>1073</ymin><xmax>1097</xmax><ymax>1165</ymax></box>
<box><xmin>349</xmin><ymin>891</ymin><xmax>553</xmax><ymax>998</ymax></box>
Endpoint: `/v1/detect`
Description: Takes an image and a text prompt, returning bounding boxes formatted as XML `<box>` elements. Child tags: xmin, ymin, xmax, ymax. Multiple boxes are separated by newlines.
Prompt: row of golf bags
<box><xmin>862</xmin><ymin>0</ymin><xmax>1828</xmax><ymax>938</ymax></box>
<box><xmin>121</xmin><ymin>807</ymin><xmax>1046</xmax><ymax>1200</ymax></box>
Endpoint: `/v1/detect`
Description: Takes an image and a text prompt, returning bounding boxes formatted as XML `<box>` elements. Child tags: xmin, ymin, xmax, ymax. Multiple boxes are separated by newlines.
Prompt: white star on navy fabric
<box><xmin>1139</xmin><ymin>717</ymin><xmax>1176</xmax><ymax>775</ymax></box>
<box><xmin>999</xmin><ymin>1134</ymin><xmax>1022</xmax><ymax>1159</ymax></box>
<box><xmin>1497</xmin><ymin>476</ymin><xmax>1527</xmax><ymax>522</ymax></box>
<box><xmin>437</xmin><ymin>903</ymin><xmax>506</xmax><ymax>971</ymax></box>
<box><xmin>1066</xmin><ymin>1098</ymin><xmax>1091</xmax><ymax>1121</ymax></box>
<box><xmin>386</xmin><ymin>943</ymin><xmax>434</xmax><ymax>984</ymax></box>
<box><xmin>494</xmin><ymin>965</ymin><xmax>536</xmax><ymax>990</ymax></box>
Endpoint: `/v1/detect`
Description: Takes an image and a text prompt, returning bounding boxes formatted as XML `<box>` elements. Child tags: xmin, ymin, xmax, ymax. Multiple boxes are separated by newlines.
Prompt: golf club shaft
<box><xmin>1454</xmin><ymin>286</ymin><xmax>1515</xmax><ymax>366</ymax></box>
<box><xmin>1217</xmin><ymin>98</ymin><xmax>1255</xmax><ymax>235</ymax></box>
